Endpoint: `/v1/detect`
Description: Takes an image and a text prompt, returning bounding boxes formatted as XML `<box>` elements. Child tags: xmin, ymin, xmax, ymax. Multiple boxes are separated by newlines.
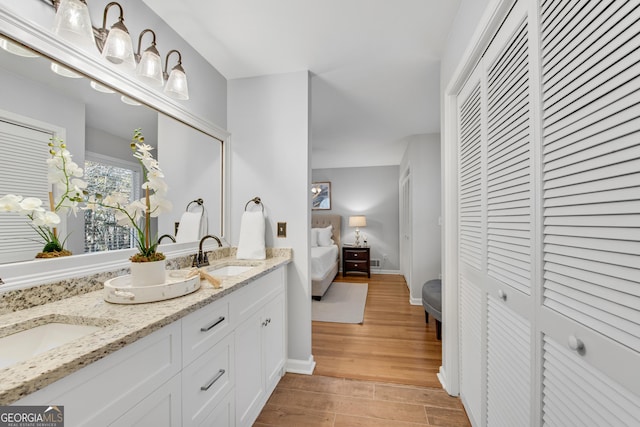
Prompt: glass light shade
<box><xmin>121</xmin><ymin>95</ymin><xmax>141</xmax><ymax>106</ymax></box>
<box><xmin>0</xmin><ymin>37</ymin><xmax>39</xmax><ymax>58</ymax></box>
<box><xmin>101</xmin><ymin>26</ymin><xmax>135</xmax><ymax>69</ymax></box>
<box><xmin>164</xmin><ymin>68</ymin><xmax>189</xmax><ymax>100</ymax></box>
<box><xmin>90</xmin><ymin>80</ymin><xmax>115</xmax><ymax>93</ymax></box>
<box><xmin>136</xmin><ymin>49</ymin><xmax>164</xmax><ymax>87</ymax></box>
<box><xmin>349</xmin><ymin>216</ymin><xmax>367</xmax><ymax>227</ymax></box>
<box><xmin>52</xmin><ymin>0</ymin><xmax>95</xmax><ymax>51</ymax></box>
<box><xmin>50</xmin><ymin>61</ymin><xmax>82</xmax><ymax>78</ymax></box>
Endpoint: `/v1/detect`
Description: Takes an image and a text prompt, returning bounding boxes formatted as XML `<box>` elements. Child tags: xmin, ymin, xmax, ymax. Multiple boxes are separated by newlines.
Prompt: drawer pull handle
<box><xmin>201</xmin><ymin>369</ymin><xmax>226</xmax><ymax>391</ymax></box>
<box><xmin>201</xmin><ymin>316</ymin><xmax>225</xmax><ymax>332</ymax></box>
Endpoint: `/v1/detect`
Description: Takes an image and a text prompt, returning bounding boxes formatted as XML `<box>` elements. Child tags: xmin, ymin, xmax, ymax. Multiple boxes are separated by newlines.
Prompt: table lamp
<box><xmin>349</xmin><ymin>215</ymin><xmax>367</xmax><ymax>247</ymax></box>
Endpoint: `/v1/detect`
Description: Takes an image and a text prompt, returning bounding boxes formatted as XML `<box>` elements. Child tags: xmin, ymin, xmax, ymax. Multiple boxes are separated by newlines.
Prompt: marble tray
<box><xmin>104</xmin><ymin>270</ymin><xmax>201</xmax><ymax>304</ymax></box>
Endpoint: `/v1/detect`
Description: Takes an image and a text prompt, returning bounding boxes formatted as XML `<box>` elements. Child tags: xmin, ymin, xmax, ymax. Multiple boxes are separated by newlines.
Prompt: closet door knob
<box><xmin>498</xmin><ymin>289</ymin><xmax>507</xmax><ymax>301</ymax></box>
<box><xmin>568</xmin><ymin>335</ymin><xmax>585</xmax><ymax>352</ymax></box>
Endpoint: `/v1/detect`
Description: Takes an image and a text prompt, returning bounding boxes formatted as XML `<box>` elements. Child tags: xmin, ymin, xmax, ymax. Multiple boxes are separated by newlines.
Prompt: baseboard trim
<box><xmin>286</xmin><ymin>355</ymin><xmax>316</xmax><ymax>375</ymax></box>
<box><xmin>410</xmin><ymin>296</ymin><xmax>422</xmax><ymax>306</ymax></box>
<box><xmin>438</xmin><ymin>366</ymin><xmax>458</xmax><ymax>396</ymax></box>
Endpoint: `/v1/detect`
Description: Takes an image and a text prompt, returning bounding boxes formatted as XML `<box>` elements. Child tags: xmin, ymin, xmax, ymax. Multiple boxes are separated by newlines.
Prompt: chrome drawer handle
<box><xmin>354</xmin><ymin>253</ymin><xmax>359</xmax><ymax>257</ymax></box>
<box><xmin>201</xmin><ymin>369</ymin><xmax>225</xmax><ymax>391</ymax></box>
<box><xmin>201</xmin><ymin>316</ymin><xmax>225</xmax><ymax>332</ymax></box>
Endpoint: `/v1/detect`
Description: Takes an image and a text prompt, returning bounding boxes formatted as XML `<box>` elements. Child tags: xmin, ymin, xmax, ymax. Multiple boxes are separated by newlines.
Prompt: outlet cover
<box><xmin>277</xmin><ymin>222</ymin><xmax>287</xmax><ymax>238</ymax></box>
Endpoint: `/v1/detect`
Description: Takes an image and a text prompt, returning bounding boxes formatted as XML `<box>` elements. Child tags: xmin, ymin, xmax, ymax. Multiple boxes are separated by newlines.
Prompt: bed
<box><xmin>311</xmin><ymin>214</ymin><xmax>341</xmax><ymax>299</ymax></box>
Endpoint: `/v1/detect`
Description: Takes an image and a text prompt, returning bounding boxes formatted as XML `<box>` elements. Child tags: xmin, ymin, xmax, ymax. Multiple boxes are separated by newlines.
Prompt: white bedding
<box><xmin>311</xmin><ymin>245</ymin><xmax>339</xmax><ymax>281</ymax></box>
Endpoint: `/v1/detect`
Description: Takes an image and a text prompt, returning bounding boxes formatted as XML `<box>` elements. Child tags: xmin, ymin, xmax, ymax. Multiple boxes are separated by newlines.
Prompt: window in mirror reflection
<box><xmin>83</xmin><ymin>154</ymin><xmax>140</xmax><ymax>252</ymax></box>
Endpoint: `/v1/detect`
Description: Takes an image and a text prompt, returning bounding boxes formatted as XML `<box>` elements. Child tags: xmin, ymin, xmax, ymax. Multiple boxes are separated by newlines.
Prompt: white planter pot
<box><xmin>130</xmin><ymin>259</ymin><xmax>166</xmax><ymax>287</ymax></box>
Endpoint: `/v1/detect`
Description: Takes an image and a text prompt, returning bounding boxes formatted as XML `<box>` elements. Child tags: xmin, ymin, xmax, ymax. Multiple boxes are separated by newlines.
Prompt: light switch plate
<box><xmin>277</xmin><ymin>222</ymin><xmax>287</xmax><ymax>238</ymax></box>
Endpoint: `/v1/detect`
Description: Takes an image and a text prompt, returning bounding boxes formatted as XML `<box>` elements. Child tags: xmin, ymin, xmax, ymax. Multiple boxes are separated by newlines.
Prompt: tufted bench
<box><xmin>422</xmin><ymin>279</ymin><xmax>442</xmax><ymax>340</ymax></box>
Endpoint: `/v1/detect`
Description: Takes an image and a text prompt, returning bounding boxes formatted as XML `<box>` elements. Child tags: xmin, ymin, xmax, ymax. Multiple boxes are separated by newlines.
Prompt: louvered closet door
<box><xmin>457</xmin><ymin>64</ymin><xmax>485</xmax><ymax>427</ymax></box>
<box><xmin>482</xmin><ymin>1</ymin><xmax>534</xmax><ymax>425</ymax></box>
<box><xmin>0</xmin><ymin>119</ymin><xmax>52</xmax><ymax>263</ymax></box>
<box><xmin>539</xmin><ymin>0</ymin><xmax>640</xmax><ymax>419</ymax></box>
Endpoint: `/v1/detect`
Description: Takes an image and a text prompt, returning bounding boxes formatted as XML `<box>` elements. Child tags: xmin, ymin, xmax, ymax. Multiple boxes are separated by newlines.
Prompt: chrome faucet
<box><xmin>158</xmin><ymin>234</ymin><xmax>176</xmax><ymax>244</ymax></box>
<box><xmin>192</xmin><ymin>235</ymin><xmax>223</xmax><ymax>267</ymax></box>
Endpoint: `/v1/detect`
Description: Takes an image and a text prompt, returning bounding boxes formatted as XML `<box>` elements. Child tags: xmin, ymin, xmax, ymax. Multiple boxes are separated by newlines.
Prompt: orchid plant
<box><xmin>85</xmin><ymin>129</ymin><xmax>172</xmax><ymax>262</ymax></box>
<box><xmin>0</xmin><ymin>137</ymin><xmax>86</xmax><ymax>257</ymax></box>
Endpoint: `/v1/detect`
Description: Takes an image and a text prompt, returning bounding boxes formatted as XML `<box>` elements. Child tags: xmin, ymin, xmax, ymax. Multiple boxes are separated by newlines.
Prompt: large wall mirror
<box><xmin>0</xmin><ymin>13</ymin><xmax>226</xmax><ymax>288</ymax></box>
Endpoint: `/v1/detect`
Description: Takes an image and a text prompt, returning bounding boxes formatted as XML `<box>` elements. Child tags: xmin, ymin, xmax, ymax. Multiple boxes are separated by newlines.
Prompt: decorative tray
<box><xmin>104</xmin><ymin>270</ymin><xmax>201</xmax><ymax>304</ymax></box>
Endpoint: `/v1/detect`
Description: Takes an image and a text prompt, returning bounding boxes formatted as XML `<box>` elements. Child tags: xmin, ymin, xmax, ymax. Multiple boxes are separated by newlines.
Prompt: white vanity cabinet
<box><xmin>16</xmin><ymin>322</ymin><xmax>183</xmax><ymax>427</ymax></box>
<box><xmin>232</xmin><ymin>269</ymin><xmax>286</xmax><ymax>427</ymax></box>
<box><xmin>14</xmin><ymin>265</ymin><xmax>288</xmax><ymax>426</ymax></box>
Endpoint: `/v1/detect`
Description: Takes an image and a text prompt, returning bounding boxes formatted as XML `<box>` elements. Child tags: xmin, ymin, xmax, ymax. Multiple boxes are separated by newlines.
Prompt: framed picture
<box><xmin>311</xmin><ymin>182</ymin><xmax>331</xmax><ymax>210</ymax></box>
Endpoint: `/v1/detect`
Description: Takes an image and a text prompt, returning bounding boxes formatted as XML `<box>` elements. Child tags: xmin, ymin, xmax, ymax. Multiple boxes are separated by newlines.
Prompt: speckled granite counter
<box><xmin>0</xmin><ymin>249</ymin><xmax>292</xmax><ymax>404</ymax></box>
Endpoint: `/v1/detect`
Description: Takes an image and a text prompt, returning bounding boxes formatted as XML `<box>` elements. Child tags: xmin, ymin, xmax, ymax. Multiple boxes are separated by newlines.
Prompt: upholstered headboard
<box><xmin>311</xmin><ymin>214</ymin><xmax>341</xmax><ymax>248</ymax></box>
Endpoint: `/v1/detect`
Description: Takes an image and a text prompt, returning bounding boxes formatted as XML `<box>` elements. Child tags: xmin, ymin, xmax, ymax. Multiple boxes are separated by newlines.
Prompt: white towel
<box><xmin>175</xmin><ymin>212</ymin><xmax>202</xmax><ymax>243</ymax></box>
<box><xmin>236</xmin><ymin>211</ymin><xmax>266</xmax><ymax>260</ymax></box>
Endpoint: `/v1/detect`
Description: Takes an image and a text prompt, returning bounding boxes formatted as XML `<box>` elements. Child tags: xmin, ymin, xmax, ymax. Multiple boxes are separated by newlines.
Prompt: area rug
<box><xmin>312</xmin><ymin>282</ymin><xmax>368</xmax><ymax>324</ymax></box>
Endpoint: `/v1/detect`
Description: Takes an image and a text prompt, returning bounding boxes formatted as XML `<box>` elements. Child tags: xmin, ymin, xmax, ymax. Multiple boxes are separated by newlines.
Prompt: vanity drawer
<box><xmin>182</xmin><ymin>298</ymin><xmax>231</xmax><ymax>365</ymax></box>
<box><xmin>182</xmin><ymin>333</ymin><xmax>234</xmax><ymax>426</ymax></box>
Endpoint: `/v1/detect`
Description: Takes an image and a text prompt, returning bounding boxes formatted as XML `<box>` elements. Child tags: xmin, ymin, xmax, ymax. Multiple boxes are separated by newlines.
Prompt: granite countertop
<box><xmin>0</xmin><ymin>251</ymin><xmax>292</xmax><ymax>404</ymax></box>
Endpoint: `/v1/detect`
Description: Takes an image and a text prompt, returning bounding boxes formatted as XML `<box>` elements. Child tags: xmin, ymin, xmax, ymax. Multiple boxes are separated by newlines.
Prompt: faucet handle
<box><xmin>191</xmin><ymin>253</ymin><xmax>200</xmax><ymax>267</ymax></box>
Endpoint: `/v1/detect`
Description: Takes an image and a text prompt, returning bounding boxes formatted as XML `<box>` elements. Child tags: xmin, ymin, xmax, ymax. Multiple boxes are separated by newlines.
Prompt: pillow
<box><xmin>317</xmin><ymin>225</ymin><xmax>334</xmax><ymax>247</ymax></box>
<box><xmin>310</xmin><ymin>228</ymin><xmax>319</xmax><ymax>247</ymax></box>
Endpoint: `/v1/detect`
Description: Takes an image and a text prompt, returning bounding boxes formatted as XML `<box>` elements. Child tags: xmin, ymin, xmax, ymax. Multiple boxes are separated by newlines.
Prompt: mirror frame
<box><xmin>0</xmin><ymin>8</ymin><xmax>230</xmax><ymax>291</ymax></box>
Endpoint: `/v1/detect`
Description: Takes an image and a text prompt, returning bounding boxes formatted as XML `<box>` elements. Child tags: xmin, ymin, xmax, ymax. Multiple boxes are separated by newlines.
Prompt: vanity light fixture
<box><xmin>96</xmin><ymin>2</ymin><xmax>135</xmax><ymax>69</ymax></box>
<box><xmin>0</xmin><ymin>36</ymin><xmax>40</xmax><ymax>58</ymax></box>
<box><xmin>50</xmin><ymin>61</ymin><xmax>82</xmax><ymax>78</ymax></box>
<box><xmin>51</xmin><ymin>0</ymin><xmax>95</xmax><ymax>52</ymax></box>
<box><xmin>135</xmin><ymin>29</ymin><xmax>164</xmax><ymax>87</ymax></box>
<box><xmin>163</xmin><ymin>49</ymin><xmax>189</xmax><ymax>100</ymax></box>
<box><xmin>90</xmin><ymin>80</ymin><xmax>116</xmax><ymax>94</ymax></box>
<box><xmin>120</xmin><ymin>95</ymin><xmax>142</xmax><ymax>106</ymax></box>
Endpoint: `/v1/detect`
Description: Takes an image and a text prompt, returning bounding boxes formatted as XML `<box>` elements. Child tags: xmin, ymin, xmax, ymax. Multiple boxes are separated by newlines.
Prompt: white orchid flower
<box><xmin>19</xmin><ymin>197</ymin><xmax>46</xmax><ymax>214</ymax></box>
<box><xmin>0</xmin><ymin>194</ymin><xmax>23</xmax><ymax>212</ymax></box>
<box><xmin>148</xmin><ymin>194</ymin><xmax>172</xmax><ymax>217</ymax></box>
<box><xmin>32</xmin><ymin>210</ymin><xmax>60</xmax><ymax>227</ymax></box>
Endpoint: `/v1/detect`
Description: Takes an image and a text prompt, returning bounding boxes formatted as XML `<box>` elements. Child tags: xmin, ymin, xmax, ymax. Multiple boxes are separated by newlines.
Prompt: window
<box><xmin>83</xmin><ymin>153</ymin><xmax>141</xmax><ymax>253</ymax></box>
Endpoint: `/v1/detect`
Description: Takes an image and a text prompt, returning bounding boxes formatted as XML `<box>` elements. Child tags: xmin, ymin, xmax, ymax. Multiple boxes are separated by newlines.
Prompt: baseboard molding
<box><xmin>338</xmin><ymin>269</ymin><xmax>401</xmax><ymax>276</ymax></box>
<box><xmin>286</xmin><ymin>355</ymin><xmax>316</xmax><ymax>375</ymax></box>
<box><xmin>410</xmin><ymin>296</ymin><xmax>422</xmax><ymax>306</ymax></box>
<box><xmin>438</xmin><ymin>366</ymin><xmax>458</xmax><ymax>397</ymax></box>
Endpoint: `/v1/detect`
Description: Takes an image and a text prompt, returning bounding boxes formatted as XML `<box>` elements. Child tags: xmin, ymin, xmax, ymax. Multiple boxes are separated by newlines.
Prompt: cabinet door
<box><xmin>263</xmin><ymin>293</ymin><xmax>285</xmax><ymax>394</ymax></box>
<box><xmin>235</xmin><ymin>309</ymin><xmax>264</xmax><ymax>427</ymax></box>
<box><xmin>110</xmin><ymin>374</ymin><xmax>181</xmax><ymax>427</ymax></box>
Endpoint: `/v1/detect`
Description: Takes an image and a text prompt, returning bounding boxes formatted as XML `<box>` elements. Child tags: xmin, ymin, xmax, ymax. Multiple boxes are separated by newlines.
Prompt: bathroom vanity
<box><xmin>0</xmin><ymin>251</ymin><xmax>291</xmax><ymax>426</ymax></box>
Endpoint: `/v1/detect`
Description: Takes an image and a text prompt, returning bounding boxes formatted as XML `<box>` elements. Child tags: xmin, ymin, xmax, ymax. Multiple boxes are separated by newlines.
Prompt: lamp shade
<box><xmin>136</xmin><ymin>47</ymin><xmax>164</xmax><ymax>86</ymax></box>
<box><xmin>164</xmin><ymin>66</ymin><xmax>189</xmax><ymax>100</ymax></box>
<box><xmin>52</xmin><ymin>0</ymin><xmax>95</xmax><ymax>51</ymax></box>
<box><xmin>101</xmin><ymin>23</ymin><xmax>135</xmax><ymax>69</ymax></box>
<box><xmin>349</xmin><ymin>215</ymin><xmax>367</xmax><ymax>227</ymax></box>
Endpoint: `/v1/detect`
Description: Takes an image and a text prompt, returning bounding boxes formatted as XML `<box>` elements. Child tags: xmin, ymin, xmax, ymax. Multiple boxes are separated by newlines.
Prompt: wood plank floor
<box><xmin>255</xmin><ymin>274</ymin><xmax>470</xmax><ymax>426</ymax></box>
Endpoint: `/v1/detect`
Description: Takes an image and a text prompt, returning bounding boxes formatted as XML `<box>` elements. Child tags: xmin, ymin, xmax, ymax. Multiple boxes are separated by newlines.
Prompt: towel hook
<box><xmin>244</xmin><ymin>196</ymin><xmax>264</xmax><ymax>212</ymax></box>
<box><xmin>186</xmin><ymin>198</ymin><xmax>204</xmax><ymax>212</ymax></box>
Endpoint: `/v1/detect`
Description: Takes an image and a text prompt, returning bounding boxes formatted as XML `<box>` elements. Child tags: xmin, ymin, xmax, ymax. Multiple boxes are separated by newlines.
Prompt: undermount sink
<box><xmin>0</xmin><ymin>322</ymin><xmax>102</xmax><ymax>369</ymax></box>
<box><xmin>207</xmin><ymin>265</ymin><xmax>254</xmax><ymax>276</ymax></box>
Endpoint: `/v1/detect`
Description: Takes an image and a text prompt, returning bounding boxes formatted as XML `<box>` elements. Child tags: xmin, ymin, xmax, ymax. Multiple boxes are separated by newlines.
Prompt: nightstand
<box><xmin>342</xmin><ymin>246</ymin><xmax>370</xmax><ymax>278</ymax></box>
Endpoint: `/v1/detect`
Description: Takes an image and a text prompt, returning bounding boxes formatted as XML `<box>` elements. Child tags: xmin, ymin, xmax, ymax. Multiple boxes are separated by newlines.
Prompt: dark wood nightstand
<box><xmin>342</xmin><ymin>246</ymin><xmax>370</xmax><ymax>278</ymax></box>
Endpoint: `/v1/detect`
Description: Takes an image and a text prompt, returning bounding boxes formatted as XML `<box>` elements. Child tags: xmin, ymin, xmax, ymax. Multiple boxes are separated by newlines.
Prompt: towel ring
<box><xmin>186</xmin><ymin>198</ymin><xmax>204</xmax><ymax>212</ymax></box>
<box><xmin>244</xmin><ymin>196</ymin><xmax>264</xmax><ymax>212</ymax></box>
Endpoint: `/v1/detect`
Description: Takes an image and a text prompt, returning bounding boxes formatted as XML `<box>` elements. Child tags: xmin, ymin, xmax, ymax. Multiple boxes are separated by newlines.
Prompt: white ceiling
<box><xmin>143</xmin><ymin>0</ymin><xmax>461</xmax><ymax>168</ymax></box>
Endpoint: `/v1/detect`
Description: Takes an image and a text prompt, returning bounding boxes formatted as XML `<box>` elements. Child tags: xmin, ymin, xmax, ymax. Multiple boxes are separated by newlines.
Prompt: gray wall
<box><xmin>312</xmin><ymin>165</ymin><xmax>400</xmax><ymax>272</ymax></box>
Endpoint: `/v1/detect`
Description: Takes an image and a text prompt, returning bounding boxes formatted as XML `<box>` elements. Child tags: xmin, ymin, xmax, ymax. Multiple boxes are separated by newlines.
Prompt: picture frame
<box><xmin>311</xmin><ymin>182</ymin><xmax>331</xmax><ymax>210</ymax></box>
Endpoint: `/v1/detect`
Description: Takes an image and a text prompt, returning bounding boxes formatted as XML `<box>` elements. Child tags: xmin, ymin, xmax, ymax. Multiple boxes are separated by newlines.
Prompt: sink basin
<box><xmin>0</xmin><ymin>323</ymin><xmax>101</xmax><ymax>369</ymax></box>
<box><xmin>207</xmin><ymin>265</ymin><xmax>254</xmax><ymax>276</ymax></box>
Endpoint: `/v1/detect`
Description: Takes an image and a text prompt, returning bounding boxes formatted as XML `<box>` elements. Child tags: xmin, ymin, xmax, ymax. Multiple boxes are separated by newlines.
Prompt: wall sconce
<box><xmin>163</xmin><ymin>49</ymin><xmax>189</xmax><ymax>100</ymax></box>
<box><xmin>135</xmin><ymin>29</ymin><xmax>164</xmax><ymax>87</ymax></box>
<box><xmin>96</xmin><ymin>2</ymin><xmax>135</xmax><ymax>69</ymax></box>
<box><xmin>348</xmin><ymin>215</ymin><xmax>367</xmax><ymax>247</ymax></box>
<box><xmin>51</xmin><ymin>0</ymin><xmax>95</xmax><ymax>52</ymax></box>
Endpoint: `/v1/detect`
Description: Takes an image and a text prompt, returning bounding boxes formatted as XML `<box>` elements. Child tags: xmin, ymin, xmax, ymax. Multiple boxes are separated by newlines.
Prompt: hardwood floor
<box><xmin>312</xmin><ymin>274</ymin><xmax>442</xmax><ymax>388</ymax></box>
<box><xmin>255</xmin><ymin>274</ymin><xmax>470</xmax><ymax>426</ymax></box>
